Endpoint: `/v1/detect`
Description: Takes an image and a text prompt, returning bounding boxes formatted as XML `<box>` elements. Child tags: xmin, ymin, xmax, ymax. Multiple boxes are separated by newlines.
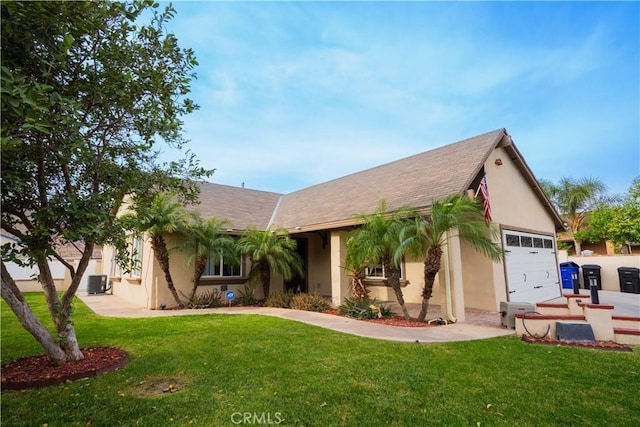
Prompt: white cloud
<box><xmin>162</xmin><ymin>1</ymin><xmax>639</xmax><ymax>197</ymax></box>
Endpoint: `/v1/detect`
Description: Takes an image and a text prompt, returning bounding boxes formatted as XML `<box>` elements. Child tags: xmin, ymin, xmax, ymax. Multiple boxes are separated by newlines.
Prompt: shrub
<box><xmin>291</xmin><ymin>293</ymin><xmax>330</xmax><ymax>312</ymax></box>
<box><xmin>338</xmin><ymin>297</ymin><xmax>394</xmax><ymax>319</ymax></box>
<box><xmin>185</xmin><ymin>289</ymin><xmax>223</xmax><ymax>309</ymax></box>
<box><xmin>264</xmin><ymin>291</ymin><xmax>295</xmax><ymax>308</ymax></box>
<box><xmin>235</xmin><ymin>286</ymin><xmax>259</xmax><ymax>306</ymax></box>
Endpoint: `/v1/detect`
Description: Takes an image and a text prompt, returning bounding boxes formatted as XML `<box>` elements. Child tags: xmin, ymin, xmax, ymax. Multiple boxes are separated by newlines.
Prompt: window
<box><xmin>203</xmin><ymin>252</ymin><xmax>243</xmax><ymax>277</ymax></box>
<box><xmin>506</xmin><ymin>234</ymin><xmax>520</xmax><ymax>247</ymax></box>
<box><xmin>365</xmin><ymin>263</ymin><xmax>385</xmax><ymax>278</ymax></box>
<box><xmin>130</xmin><ymin>235</ymin><xmax>143</xmax><ymax>278</ymax></box>
<box><xmin>111</xmin><ymin>248</ymin><xmax>122</xmax><ymax>277</ymax></box>
<box><xmin>365</xmin><ymin>259</ymin><xmax>403</xmax><ymax>279</ymax></box>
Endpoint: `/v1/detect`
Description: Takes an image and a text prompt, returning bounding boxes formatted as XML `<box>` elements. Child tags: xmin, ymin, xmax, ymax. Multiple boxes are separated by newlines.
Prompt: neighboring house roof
<box><xmin>194</xmin><ymin>128</ymin><xmax>564</xmax><ymax>233</ymax></box>
<box><xmin>57</xmin><ymin>242</ymin><xmax>103</xmax><ymax>260</ymax></box>
<box><xmin>1</xmin><ymin>231</ymin><xmax>102</xmax><ymax>259</ymax></box>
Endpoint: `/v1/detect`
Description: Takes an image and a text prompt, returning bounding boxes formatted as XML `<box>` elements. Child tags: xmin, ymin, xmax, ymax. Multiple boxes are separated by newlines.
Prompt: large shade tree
<box><xmin>397</xmin><ymin>194</ymin><xmax>504</xmax><ymax>322</ymax></box>
<box><xmin>238</xmin><ymin>227</ymin><xmax>303</xmax><ymax>299</ymax></box>
<box><xmin>0</xmin><ymin>1</ymin><xmax>210</xmax><ymax>365</ymax></box>
<box><xmin>540</xmin><ymin>177</ymin><xmax>607</xmax><ymax>255</ymax></box>
<box><xmin>347</xmin><ymin>201</ymin><xmax>415</xmax><ymax>321</ymax></box>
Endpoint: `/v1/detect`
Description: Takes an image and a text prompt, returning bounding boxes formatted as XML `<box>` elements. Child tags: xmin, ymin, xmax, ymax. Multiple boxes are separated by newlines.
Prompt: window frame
<box><xmin>202</xmin><ymin>252</ymin><xmax>244</xmax><ymax>279</ymax></box>
<box><xmin>364</xmin><ymin>258</ymin><xmax>405</xmax><ymax>282</ymax></box>
<box><xmin>111</xmin><ymin>248</ymin><xmax>122</xmax><ymax>278</ymax></box>
<box><xmin>130</xmin><ymin>235</ymin><xmax>143</xmax><ymax>279</ymax></box>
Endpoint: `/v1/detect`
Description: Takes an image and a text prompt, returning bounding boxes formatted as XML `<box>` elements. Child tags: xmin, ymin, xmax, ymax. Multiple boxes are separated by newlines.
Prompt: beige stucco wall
<box><xmin>482</xmin><ymin>146</ymin><xmax>559</xmax><ymax>310</ymax></box>
<box><xmin>558</xmin><ymin>250</ymin><xmax>640</xmax><ymax>291</ymax></box>
<box><xmin>486</xmin><ymin>147</ymin><xmax>557</xmax><ymax>233</ymax></box>
<box><xmin>459</xmin><ymin>241</ymin><xmax>502</xmax><ymax>311</ymax></box>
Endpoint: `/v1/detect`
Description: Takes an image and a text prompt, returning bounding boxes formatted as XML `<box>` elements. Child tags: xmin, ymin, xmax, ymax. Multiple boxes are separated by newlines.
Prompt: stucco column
<box><xmin>491</xmin><ymin>259</ymin><xmax>507</xmax><ymax>311</ymax></box>
<box><xmin>330</xmin><ymin>230</ymin><xmax>350</xmax><ymax>307</ymax></box>
<box><xmin>440</xmin><ymin>233</ymin><xmax>466</xmax><ymax>322</ymax></box>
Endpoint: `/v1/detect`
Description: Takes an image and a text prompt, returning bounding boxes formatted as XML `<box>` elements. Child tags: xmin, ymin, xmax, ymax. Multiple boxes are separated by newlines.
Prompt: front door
<box><xmin>285</xmin><ymin>238</ymin><xmax>307</xmax><ymax>293</ymax></box>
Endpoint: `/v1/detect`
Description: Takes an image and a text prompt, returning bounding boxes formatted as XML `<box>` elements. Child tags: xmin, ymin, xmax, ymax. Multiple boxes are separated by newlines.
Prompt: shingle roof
<box><xmin>270</xmin><ymin>129</ymin><xmax>506</xmax><ymax>230</ymax></box>
<box><xmin>190</xmin><ymin>182</ymin><xmax>282</xmax><ymax>231</ymax></box>
<box><xmin>195</xmin><ymin>128</ymin><xmax>564</xmax><ymax>232</ymax></box>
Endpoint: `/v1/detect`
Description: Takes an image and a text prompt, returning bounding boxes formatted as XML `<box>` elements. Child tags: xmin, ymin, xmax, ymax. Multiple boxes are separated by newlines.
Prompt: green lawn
<box><xmin>1</xmin><ymin>295</ymin><xmax>639</xmax><ymax>427</ymax></box>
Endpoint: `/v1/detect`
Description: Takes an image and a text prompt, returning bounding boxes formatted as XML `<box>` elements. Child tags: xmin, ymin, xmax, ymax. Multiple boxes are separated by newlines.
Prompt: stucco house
<box><xmin>102</xmin><ymin>128</ymin><xmax>565</xmax><ymax>321</ymax></box>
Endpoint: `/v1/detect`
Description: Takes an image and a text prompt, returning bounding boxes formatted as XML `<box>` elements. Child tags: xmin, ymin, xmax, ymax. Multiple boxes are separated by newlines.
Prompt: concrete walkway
<box><xmin>77</xmin><ymin>293</ymin><xmax>514</xmax><ymax>344</ymax></box>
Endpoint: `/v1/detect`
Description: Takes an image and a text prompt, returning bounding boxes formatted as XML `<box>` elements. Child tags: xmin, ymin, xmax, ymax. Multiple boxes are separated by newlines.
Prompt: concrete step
<box><xmin>536</xmin><ymin>302</ymin><xmax>570</xmax><ymax>316</ymax></box>
<box><xmin>614</xmin><ymin>328</ymin><xmax>640</xmax><ymax>345</ymax></box>
<box><xmin>612</xmin><ymin>315</ymin><xmax>640</xmax><ymax>330</ymax></box>
<box><xmin>515</xmin><ymin>313</ymin><xmax>587</xmax><ymax>339</ymax></box>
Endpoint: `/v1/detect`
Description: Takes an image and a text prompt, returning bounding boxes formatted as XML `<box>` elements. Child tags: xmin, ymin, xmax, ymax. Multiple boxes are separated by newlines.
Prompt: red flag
<box><xmin>479</xmin><ymin>174</ymin><xmax>492</xmax><ymax>221</ymax></box>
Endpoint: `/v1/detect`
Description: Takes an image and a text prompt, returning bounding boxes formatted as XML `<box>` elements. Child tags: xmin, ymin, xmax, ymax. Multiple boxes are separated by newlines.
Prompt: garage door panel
<box><xmin>503</xmin><ymin>230</ymin><xmax>561</xmax><ymax>304</ymax></box>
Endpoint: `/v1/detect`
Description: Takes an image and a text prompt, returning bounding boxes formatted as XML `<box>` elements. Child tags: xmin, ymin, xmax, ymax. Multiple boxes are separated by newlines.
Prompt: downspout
<box><xmin>444</xmin><ymin>231</ymin><xmax>457</xmax><ymax>323</ymax></box>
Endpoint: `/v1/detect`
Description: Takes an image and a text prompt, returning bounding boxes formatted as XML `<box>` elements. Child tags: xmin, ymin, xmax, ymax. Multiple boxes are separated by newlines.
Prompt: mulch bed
<box><xmin>1</xmin><ymin>347</ymin><xmax>129</xmax><ymax>391</ymax></box>
<box><xmin>321</xmin><ymin>309</ymin><xmax>439</xmax><ymax>328</ymax></box>
<box><xmin>521</xmin><ymin>335</ymin><xmax>632</xmax><ymax>352</ymax></box>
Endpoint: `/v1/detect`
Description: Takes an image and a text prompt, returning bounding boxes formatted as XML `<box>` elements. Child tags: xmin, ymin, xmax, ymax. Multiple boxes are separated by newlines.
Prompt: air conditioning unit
<box><xmin>87</xmin><ymin>275</ymin><xmax>107</xmax><ymax>294</ymax></box>
<box><xmin>500</xmin><ymin>301</ymin><xmax>535</xmax><ymax>329</ymax></box>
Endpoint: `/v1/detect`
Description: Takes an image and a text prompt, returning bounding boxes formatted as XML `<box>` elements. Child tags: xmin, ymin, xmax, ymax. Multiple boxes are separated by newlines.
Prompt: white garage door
<box><xmin>502</xmin><ymin>230</ymin><xmax>561</xmax><ymax>304</ymax></box>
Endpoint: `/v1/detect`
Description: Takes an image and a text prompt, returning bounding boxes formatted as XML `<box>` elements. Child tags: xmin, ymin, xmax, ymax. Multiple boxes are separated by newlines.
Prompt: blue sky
<box><xmin>160</xmin><ymin>1</ymin><xmax>639</xmax><ymax>197</ymax></box>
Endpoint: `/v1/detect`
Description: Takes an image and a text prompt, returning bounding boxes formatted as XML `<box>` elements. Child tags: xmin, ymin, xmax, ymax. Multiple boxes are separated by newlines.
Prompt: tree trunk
<box><xmin>417</xmin><ymin>246</ymin><xmax>443</xmax><ymax>322</ymax></box>
<box><xmin>188</xmin><ymin>255</ymin><xmax>208</xmax><ymax>301</ymax></box>
<box><xmin>58</xmin><ymin>244</ymin><xmax>94</xmax><ymax>360</ymax></box>
<box><xmin>573</xmin><ymin>239</ymin><xmax>582</xmax><ymax>256</ymax></box>
<box><xmin>259</xmin><ymin>263</ymin><xmax>271</xmax><ymax>299</ymax></box>
<box><xmin>37</xmin><ymin>254</ymin><xmax>85</xmax><ymax>362</ymax></box>
<box><xmin>384</xmin><ymin>259</ymin><xmax>411</xmax><ymax>321</ymax></box>
<box><xmin>389</xmin><ymin>280</ymin><xmax>411</xmax><ymax>322</ymax></box>
<box><xmin>1</xmin><ymin>262</ymin><xmax>68</xmax><ymax>365</ymax></box>
<box><xmin>352</xmin><ymin>271</ymin><xmax>368</xmax><ymax>299</ymax></box>
<box><xmin>151</xmin><ymin>234</ymin><xmax>184</xmax><ymax>308</ymax></box>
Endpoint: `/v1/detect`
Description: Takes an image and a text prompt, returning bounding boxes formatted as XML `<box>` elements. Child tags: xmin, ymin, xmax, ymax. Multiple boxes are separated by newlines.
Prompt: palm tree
<box><xmin>540</xmin><ymin>177</ymin><xmax>607</xmax><ymax>255</ymax></box>
<box><xmin>125</xmin><ymin>192</ymin><xmax>187</xmax><ymax>308</ymax></box>
<box><xmin>342</xmin><ymin>236</ymin><xmax>369</xmax><ymax>299</ymax></box>
<box><xmin>179</xmin><ymin>214</ymin><xmax>236</xmax><ymax>301</ymax></box>
<box><xmin>347</xmin><ymin>201</ymin><xmax>415</xmax><ymax>321</ymax></box>
<box><xmin>397</xmin><ymin>194</ymin><xmax>504</xmax><ymax>322</ymax></box>
<box><xmin>237</xmin><ymin>227</ymin><xmax>303</xmax><ymax>299</ymax></box>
